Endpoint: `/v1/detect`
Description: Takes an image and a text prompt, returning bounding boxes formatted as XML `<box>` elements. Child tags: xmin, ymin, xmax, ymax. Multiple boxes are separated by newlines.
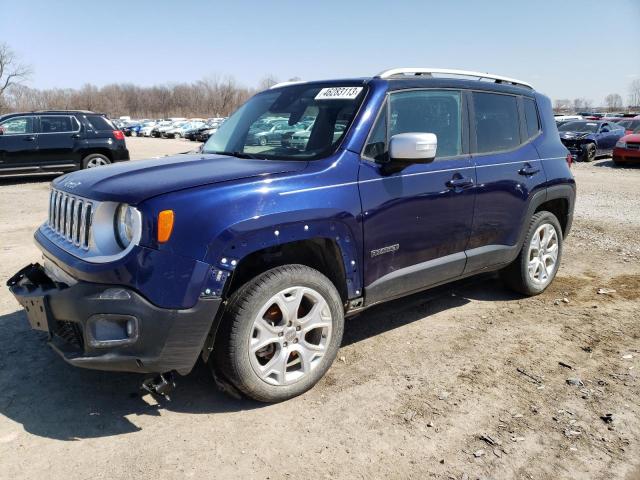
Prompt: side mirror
<box><xmin>389</xmin><ymin>132</ymin><xmax>437</xmax><ymax>163</ymax></box>
<box><xmin>601</xmin><ymin>127</ymin><xmax>610</xmax><ymax>133</ymax></box>
<box><xmin>0</xmin><ymin>127</ymin><xmax>4</xmax><ymax>135</ymax></box>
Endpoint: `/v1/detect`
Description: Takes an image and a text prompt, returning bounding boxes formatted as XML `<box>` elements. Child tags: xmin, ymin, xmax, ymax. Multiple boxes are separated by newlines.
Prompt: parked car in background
<box><xmin>7</xmin><ymin>69</ymin><xmax>575</xmax><ymax>402</ymax></box>
<box><xmin>613</xmin><ymin>132</ymin><xmax>640</xmax><ymax>165</ymax></box>
<box><xmin>248</xmin><ymin>121</ymin><xmax>306</xmax><ymax>146</ymax></box>
<box><xmin>0</xmin><ymin>110</ymin><xmax>129</xmax><ymax>175</ymax></box>
<box><xmin>165</xmin><ymin>121</ymin><xmax>206</xmax><ymax>139</ymax></box>
<box><xmin>151</xmin><ymin>121</ymin><xmax>176</xmax><ymax>138</ymax></box>
<box><xmin>558</xmin><ymin>120</ymin><xmax>625</xmax><ymax>161</ymax></box>
<box><xmin>615</xmin><ymin>119</ymin><xmax>640</xmax><ymax>135</ymax></box>
<box><xmin>195</xmin><ymin>125</ymin><xmax>220</xmax><ymax>142</ymax></box>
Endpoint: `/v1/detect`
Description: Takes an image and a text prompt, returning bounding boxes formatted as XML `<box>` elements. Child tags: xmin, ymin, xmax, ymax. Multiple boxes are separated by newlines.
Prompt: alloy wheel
<box><xmin>527</xmin><ymin>223</ymin><xmax>559</xmax><ymax>286</ymax></box>
<box><xmin>249</xmin><ymin>286</ymin><xmax>332</xmax><ymax>386</ymax></box>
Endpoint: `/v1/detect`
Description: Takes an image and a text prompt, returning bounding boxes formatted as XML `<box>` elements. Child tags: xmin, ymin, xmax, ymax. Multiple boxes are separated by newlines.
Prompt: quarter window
<box><xmin>86</xmin><ymin>115</ymin><xmax>115</xmax><ymax>131</ymax></box>
<box><xmin>40</xmin><ymin>116</ymin><xmax>74</xmax><ymax>133</ymax></box>
<box><xmin>523</xmin><ymin>97</ymin><xmax>540</xmax><ymax>139</ymax></box>
<box><xmin>389</xmin><ymin>90</ymin><xmax>462</xmax><ymax>158</ymax></box>
<box><xmin>473</xmin><ymin>92</ymin><xmax>520</xmax><ymax>153</ymax></box>
<box><xmin>0</xmin><ymin>116</ymin><xmax>34</xmax><ymax>135</ymax></box>
<box><xmin>363</xmin><ymin>106</ymin><xmax>387</xmax><ymax>162</ymax></box>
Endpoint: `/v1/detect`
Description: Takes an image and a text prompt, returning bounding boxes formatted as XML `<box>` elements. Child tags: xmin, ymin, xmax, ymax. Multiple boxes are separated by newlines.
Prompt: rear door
<box><xmin>36</xmin><ymin>115</ymin><xmax>82</xmax><ymax>168</ymax></box>
<box><xmin>359</xmin><ymin>89</ymin><xmax>476</xmax><ymax>305</ymax></box>
<box><xmin>0</xmin><ymin>115</ymin><xmax>38</xmax><ymax>171</ymax></box>
<box><xmin>465</xmin><ymin>91</ymin><xmax>546</xmax><ymax>273</ymax></box>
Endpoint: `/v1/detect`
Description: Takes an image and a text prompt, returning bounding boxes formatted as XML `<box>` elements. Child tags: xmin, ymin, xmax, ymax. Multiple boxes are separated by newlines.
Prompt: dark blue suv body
<box><xmin>8</xmin><ymin>69</ymin><xmax>575</xmax><ymax>402</ymax></box>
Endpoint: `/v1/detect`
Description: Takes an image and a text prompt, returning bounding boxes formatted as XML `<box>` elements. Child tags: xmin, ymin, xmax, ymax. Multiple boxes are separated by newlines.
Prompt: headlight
<box><xmin>615</xmin><ymin>140</ymin><xmax>626</xmax><ymax>149</ymax></box>
<box><xmin>115</xmin><ymin>204</ymin><xmax>140</xmax><ymax>249</ymax></box>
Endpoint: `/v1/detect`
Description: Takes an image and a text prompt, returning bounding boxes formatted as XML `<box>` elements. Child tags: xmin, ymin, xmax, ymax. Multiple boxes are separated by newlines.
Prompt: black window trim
<box><xmin>360</xmin><ymin>87</ymin><xmax>470</xmax><ymax>164</ymax></box>
<box><xmin>0</xmin><ymin>115</ymin><xmax>36</xmax><ymax>136</ymax></box>
<box><xmin>37</xmin><ymin>114</ymin><xmax>81</xmax><ymax>135</ymax></box>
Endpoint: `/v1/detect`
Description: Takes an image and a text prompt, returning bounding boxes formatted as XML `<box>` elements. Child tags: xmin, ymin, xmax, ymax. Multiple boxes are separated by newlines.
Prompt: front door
<box><xmin>359</xmin><ymin>89</ymin><xmax>475</xmax><ymax>305</ymax></box>
<box><xmin>0</xmin><ymin>116</ymin><xmax>38</xmax><ymax>171</ymax></box>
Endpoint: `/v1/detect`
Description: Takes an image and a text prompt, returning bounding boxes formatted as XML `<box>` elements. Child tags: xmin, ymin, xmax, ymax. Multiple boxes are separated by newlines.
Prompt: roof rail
<box><xmin>269</xmin><ymin>80</ymin><xmax>306</xmax><ymax>89</ymax></box>
<box><xmin>375</xmin><ymin>68</ymin><xmax>533</xmax><ymax>89</ymax></box>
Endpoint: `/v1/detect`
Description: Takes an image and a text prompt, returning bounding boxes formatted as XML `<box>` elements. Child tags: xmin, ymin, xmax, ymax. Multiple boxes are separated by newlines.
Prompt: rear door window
<box><xmin>39</xmin><ymin>116</ymin><xmax>76</xmax><ymax>133</ymax></box>
<box><xmin>473</xmin><ymin>92</ymin><xmax>521</xmax><ymax>153</ymax></box>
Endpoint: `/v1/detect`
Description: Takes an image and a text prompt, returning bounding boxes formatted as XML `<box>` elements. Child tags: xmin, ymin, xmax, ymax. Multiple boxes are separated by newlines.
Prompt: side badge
<box><xmin>370</xmin><ymin>244</ymin><xmax>400</xmax><ymax>258</ymax></box>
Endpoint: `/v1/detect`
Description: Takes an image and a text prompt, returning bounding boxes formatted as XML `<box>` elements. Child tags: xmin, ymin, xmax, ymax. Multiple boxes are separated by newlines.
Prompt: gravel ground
<box><xmin>0</xmin><ymin>142</ymin><xmax>638</xmax><ymax>480</ymax></box>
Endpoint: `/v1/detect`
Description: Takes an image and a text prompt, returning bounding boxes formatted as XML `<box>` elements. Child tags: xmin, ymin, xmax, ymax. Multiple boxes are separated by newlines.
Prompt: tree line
<box><xmin>1</xmin><ymin>77</ymin><xmax>262</xmax><ymax>119</ymax></box>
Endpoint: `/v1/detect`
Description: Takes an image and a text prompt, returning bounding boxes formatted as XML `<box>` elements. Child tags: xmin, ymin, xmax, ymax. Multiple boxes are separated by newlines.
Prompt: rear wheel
<box><xmin>82</xmin><ymin>153</ymin><xmax>111</xmax><ymax>169</ymax></box>
<box><xmin>501</xmin><ymin>211</ymin><xmax>563</xmax><ymax>296</ymax></box>
<box><xmin>212</xmin><ymin>265</ymin><xmax>344</xmax><ymax>402</ymax></box>
<box><xmin>259</xmin><ymin>136</ymin><xmax>267</xmax><ymax>146</ymax></box>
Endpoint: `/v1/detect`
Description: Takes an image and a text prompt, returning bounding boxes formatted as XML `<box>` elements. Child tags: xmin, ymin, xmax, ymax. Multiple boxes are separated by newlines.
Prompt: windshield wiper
<box><xmin>207</xmin><ymin>150</ymin><xmax>259</xmax><ymax>159</ymax></box>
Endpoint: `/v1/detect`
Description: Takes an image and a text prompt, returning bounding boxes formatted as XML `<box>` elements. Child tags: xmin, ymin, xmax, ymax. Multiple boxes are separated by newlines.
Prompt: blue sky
<box><xmin>2</xmin><ymin>0</ymin><xmax>639</xmax><ymax>105</ymax></box>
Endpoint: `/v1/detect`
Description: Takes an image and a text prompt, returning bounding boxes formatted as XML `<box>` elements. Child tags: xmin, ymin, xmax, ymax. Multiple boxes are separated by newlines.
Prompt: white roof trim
<box><xmin>375</xmin><ymin>68</ymin><xmax>533</xmax><ymax>89</ymax></box>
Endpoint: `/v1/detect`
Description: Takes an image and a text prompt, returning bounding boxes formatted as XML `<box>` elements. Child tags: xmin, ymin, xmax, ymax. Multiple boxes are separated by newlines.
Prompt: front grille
<box><xmin>54</xmin><ymin>320</ymin><xmax>84</xmax><ymax>349</ymax></box>
<box><xmin>627</xmin><ymin>142</ymin><xmax>640</xmax><ymax>150</ymax></box>
<box><xmin>48</xmin><ymin>189</ymin><xmax>94</xmax><ymax>249</ymax></box>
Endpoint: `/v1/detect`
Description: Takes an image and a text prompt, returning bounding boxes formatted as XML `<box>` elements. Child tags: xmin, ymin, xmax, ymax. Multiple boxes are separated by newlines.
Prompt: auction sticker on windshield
<box><xmin>315</xmin><ymin>87</ymin><xmax>363</xmax><ymax>100</ymax></box>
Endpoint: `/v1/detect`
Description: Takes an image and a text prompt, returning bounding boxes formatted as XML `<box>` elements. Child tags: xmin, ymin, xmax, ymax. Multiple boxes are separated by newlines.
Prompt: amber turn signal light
<box><xmin>157</xmin><ymin>210</ymin><xmax>174</xmax><ymax>243</ymax></box>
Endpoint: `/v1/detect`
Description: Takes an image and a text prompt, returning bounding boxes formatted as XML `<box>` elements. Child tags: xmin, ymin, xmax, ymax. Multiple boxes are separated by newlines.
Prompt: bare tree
<box><xmin>258</xmin><ymin>74</ymin><xmax>279</xmax><ymax>91</ymax></box>
<box><xmin>604</xmin><ymin>93</ymin><xmax>623</xmax><ymax>112</ymax></box>
<box><xmin>0</xmin><ymin>43</ymin><xmax>32</xmax><ymax>112</ymax></box>
<box><xmin>629</xmin><ymin>79</ymin><xmax>640</xmax><ymax>108</ymax></box>
<box><xmin>554</xmin><ymin>99</ymin><xmax>571</xmax><ymax>113</ymax></box>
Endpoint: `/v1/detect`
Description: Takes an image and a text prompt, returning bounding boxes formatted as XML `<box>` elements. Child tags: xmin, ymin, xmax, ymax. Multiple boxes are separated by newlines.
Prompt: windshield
<box><xmin>203</xmin><ymin>83</ymin><xmax>367</xmax><ymax>160</ymax></box>
<box><xmin>558</xmin><ymin>121</ymin><xmax>599</xmax><ymax>133</ymax></box>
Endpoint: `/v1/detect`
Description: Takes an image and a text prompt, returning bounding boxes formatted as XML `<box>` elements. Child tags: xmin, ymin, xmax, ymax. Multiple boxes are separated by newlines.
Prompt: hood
<box><xmin>621</xmin><ymin>133</ymin><xmax>640</xmax><ymax>143</ymax></box>
<box><xmin>53</xmin><ymin>154</ymin><xmax>308</xmax><ymax>204</ymax></box>
<box><xmin>559</xmin><ymin>131</ymin><xmax>593</xmax><ymax>140</ymax></box>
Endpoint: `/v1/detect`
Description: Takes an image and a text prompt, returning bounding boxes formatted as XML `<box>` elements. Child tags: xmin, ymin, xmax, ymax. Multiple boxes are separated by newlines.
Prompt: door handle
<box><xmin>518</xmin><ymin>165</ymin><xmax>540</xmax><ymax>176</ymax></box>
<box><xmin>23</xmin><ymin>136</ymin><xmax>36</xmax><ymax>142</ymax></box>
<box><xmin>446</xmin><ymin>177</ymin><xmax>474</xmax><ymax>189</ymax></box>
<box><xmin>71</xmin><ymin>133</ymin><xmax>81</xmax><ymax>139</ymax></box>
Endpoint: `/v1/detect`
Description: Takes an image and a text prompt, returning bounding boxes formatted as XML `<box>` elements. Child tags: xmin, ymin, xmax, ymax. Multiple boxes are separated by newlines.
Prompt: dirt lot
<box><xmin>0</xmin><ymin>138</ymin><xmax>638</xmax><ymax>480</ymax></box>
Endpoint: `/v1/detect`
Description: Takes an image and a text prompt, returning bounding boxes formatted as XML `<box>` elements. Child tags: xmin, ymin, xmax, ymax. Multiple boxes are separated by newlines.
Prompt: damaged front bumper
<box><xmin>7</xmin><ymin>263</ymin><xmax>222</xmax><ymax>375</ymax></box>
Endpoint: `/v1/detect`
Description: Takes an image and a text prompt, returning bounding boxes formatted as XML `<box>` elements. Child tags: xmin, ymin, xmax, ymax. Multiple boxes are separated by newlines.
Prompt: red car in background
<box><xmin>613</xmin><ymin>132</ymin><xmax>640</xmax><ymax>165</ymax></box>
<box><xmin>615</xmin><ymin>119</ymin><xmax>640</xmax><ymax>135</ymax></box>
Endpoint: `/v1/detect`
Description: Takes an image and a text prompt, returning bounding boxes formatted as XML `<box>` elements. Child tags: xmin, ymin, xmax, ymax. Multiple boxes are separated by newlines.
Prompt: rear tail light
<box><xmin>566</xmin><ymin>153</ymin><xmax>573</xmax><ymax>168</ymax></box>
<box><xmin>113</xmin><ymin>130</ymin><xmax>125</xmax><ymax>141</ymax></box>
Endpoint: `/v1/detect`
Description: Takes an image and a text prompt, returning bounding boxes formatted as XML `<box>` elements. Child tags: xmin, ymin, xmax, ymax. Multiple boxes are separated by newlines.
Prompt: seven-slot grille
<box><xmin>48</xmin><ymin>189</ymin><xmax>94</xmax><ymax>249</ymax></box>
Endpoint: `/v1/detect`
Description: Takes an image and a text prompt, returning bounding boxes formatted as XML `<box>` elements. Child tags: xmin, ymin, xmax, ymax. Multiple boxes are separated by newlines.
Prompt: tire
<box><xmin>500</xmin><ymin>211</ymin><xmax>563</xmax><ymax>296</ymax></box>
<box><xmin>583</xmin><ymin>143</ymin><xmax>596</xmax><ymax>162</ymax></box>
<box><xmin>82</xmin><ymin>153</ymin><xmax>111</xmax><ymax>169</ymax></box>
<box><xmin>212</xmin><ymin>265</ymin><xmax>344</xmax><ymax>402</ymax></box>
<box><xmin>259</xmin><ymin>136</ymin><xmax>267</xmax><ymax>146</ymax></box>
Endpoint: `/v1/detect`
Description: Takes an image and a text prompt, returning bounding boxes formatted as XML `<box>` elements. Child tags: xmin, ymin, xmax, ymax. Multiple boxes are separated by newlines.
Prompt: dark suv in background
<box><xmin>0</xmin><ymin>110</ymin><xmax>129</xmax><ymax>176</ymax></box>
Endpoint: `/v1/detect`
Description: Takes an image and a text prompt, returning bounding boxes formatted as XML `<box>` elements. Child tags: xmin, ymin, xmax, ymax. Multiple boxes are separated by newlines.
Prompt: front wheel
<box><xmin>501</xmin><ymin>211</ymin><xmax>563</xmax><ymax>296</ymax></box>
<box><xmin>583</xmin><ymin>143</ymin><xmax>597</xmax><ymax>162</ymax></box>
<box><xmin>212</xmin><ymin>265</ymin><xmax>344</xmax><ymax>402</ymax></box>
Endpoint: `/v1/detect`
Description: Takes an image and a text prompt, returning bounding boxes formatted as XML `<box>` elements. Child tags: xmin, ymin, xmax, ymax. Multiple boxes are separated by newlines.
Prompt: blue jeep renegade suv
<box><xmin>8</xmin><ymin>68</ymin><xmax>575</xmax><ymax>402</ymax></box>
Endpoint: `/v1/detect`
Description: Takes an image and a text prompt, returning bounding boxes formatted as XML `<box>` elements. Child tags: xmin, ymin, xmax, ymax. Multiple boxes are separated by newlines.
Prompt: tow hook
<box><xmin>141</xmin><ymin>372</ymin><xmax>176</xmax><ymax>400</ymax></box>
